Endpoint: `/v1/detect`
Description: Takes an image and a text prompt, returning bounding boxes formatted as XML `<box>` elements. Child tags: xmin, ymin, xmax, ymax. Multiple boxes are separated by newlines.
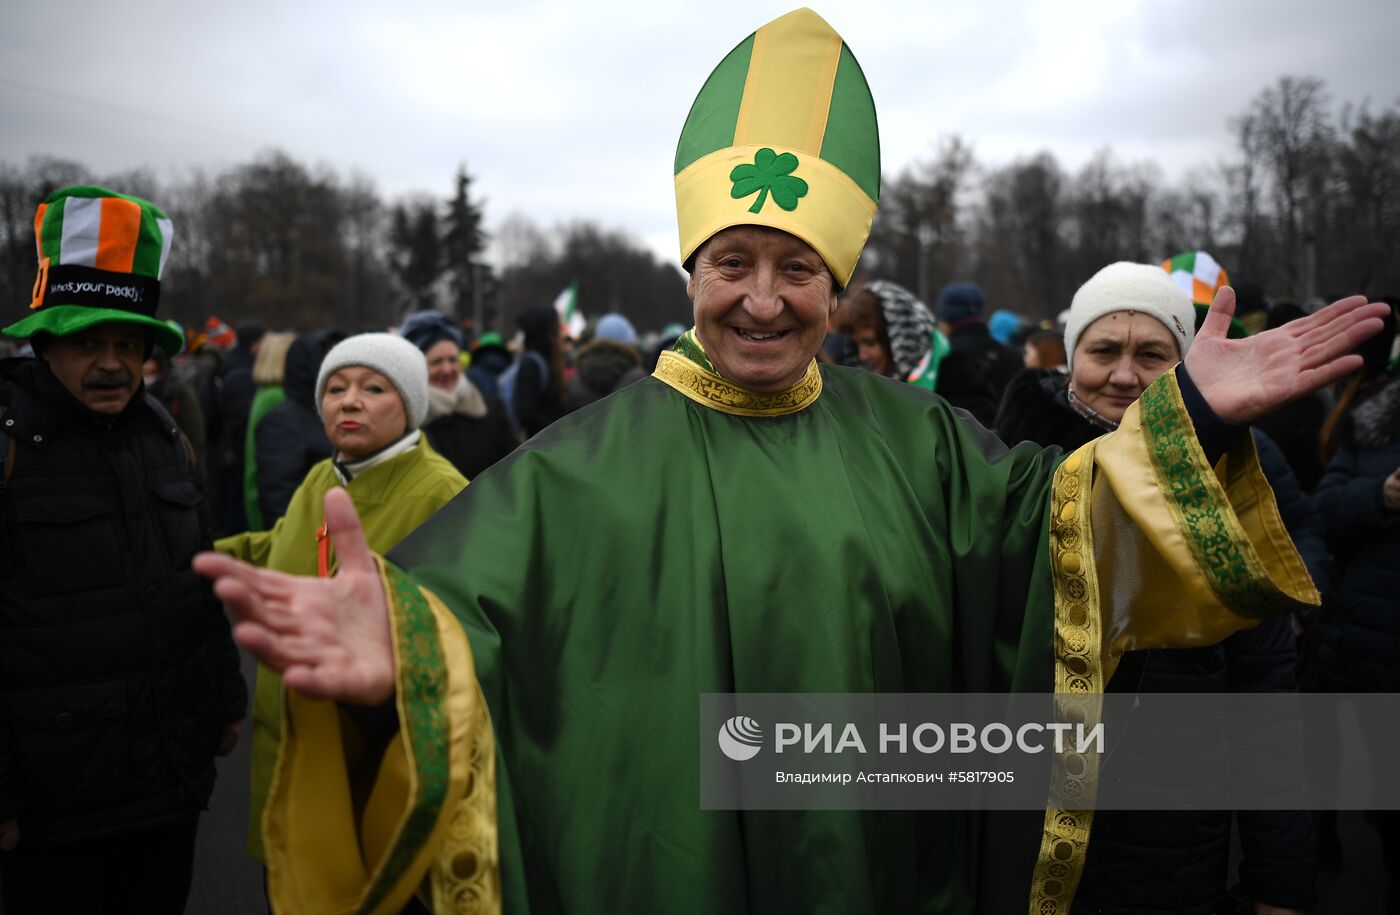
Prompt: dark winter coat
<box><xmin>513</xmin><ymin>352</ymin><xmax>567</xmax><ymax>438</ymax></box>
<box><xmin>564</xmin><ymin>339</ymin><xmax>648</xmax><ymax>412</ymax></box>
<box><xmin>144</xmin><ymin>351</ymin><xmax>207</xmax><ymax>467</ymax></box>
<box><xmin>1252</xmin><ymin>388</ymin><xmax>1331</xmax><ymax>491</ymax></box>
<box><xmin>0</xmin><ymin>357</ymin><xmax>246</xmax><ymax>847</ymax></box>
<box><xmin>421</xmin><ymin>378</ymin><xmax>518</xmax><ymax>481</ymax></box>
<box><xmin>217</xmin><ymin>344</ymin><xmax>257</xmax><ymax>533</ymax></box>
<box><xmin>946</xmin><ymin>317</ymin><xmax>1023</xmax><ymax>404</ymax></box>
<box><xmin>994</xmin><ymin>368</ymin><xmax>1100</xmax><ymax>451</ymax></box>
<box><xmin>1311</xmin><ymin>374</ymin><xmax>1400</xmax><ymax>692</ymax></box>
<box><xmin>929</xmin><ymin>350</ymin><xmax>999</xmax><ymax>427</ymax></box>
<box><xmin>253</xmin><ymin>329</ymin><xmax>341</xmax><ymax>527</ymax></box>
<box><xmin>1075</xmin><ymin>606</ymin><xmax>1316</xmax><ymax>914</ymax></box>
<box><xmin>996</xmin><ymin>368</ymin><xmax>1318</xmax><ymax>914</ymax></box>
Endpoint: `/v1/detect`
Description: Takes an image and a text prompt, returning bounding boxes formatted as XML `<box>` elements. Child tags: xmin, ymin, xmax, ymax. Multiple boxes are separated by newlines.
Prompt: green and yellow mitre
<box><xmin>674</xmin><ymin>7</ymin><xmax>879</xmax><ymax>287</ymax></box>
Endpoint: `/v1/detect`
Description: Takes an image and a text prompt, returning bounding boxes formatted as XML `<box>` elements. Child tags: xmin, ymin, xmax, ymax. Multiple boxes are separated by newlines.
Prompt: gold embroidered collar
<box><xmin>651</xmin><ymin>330</ymin><xmax>823</xmax><ymax>417</ymax></box>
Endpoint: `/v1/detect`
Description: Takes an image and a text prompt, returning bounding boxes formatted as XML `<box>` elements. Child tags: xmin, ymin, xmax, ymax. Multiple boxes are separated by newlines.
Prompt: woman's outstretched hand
<box><xmin>194</xmin><ymin>487</ymin><xmax>396</xmax><ymax>706</ymax></box>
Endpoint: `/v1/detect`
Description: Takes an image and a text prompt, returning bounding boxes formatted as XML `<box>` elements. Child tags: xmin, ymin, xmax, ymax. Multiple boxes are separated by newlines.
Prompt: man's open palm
<box><xmin>1186</xmin><ymin>288</ymin><xmax>1390</xmax><ymax>424</ymax></box>
<box><xmin>193</xmin><ymin>487</ymin><xmax>396</xmax><ymax>706</ymax></box>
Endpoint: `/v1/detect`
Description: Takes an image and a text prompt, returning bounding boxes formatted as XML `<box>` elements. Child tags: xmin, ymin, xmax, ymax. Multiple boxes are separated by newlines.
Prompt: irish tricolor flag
<box><xmin>1162</xmin><ymin>250</ymin><xmax>1228</xmax><ymax>306</ymax></box>
<box><xmin>553</xmin><ymin>282</ymin><xmax>586</xmax><ymax>339</ymax></box>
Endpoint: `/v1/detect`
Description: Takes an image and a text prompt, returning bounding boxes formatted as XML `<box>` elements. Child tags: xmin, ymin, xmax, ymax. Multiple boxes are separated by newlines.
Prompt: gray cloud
<box><xmin>3</xmin><ymin>0</ymin><xmax>1395</xmax><ymax>265</ymax></box>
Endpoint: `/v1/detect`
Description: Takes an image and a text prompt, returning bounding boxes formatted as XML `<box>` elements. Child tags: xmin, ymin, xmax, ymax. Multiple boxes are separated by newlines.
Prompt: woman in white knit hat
<box><xmin>215</xmin><ymin>332</ymin><xmax>466</xmax><ymax>866</ymax></box>
<box><xmin>997</xmin><ymin>264</ymin><xmax>1322</xmax><ymax>915</ymax></box>
<box><xmin>996</xmin><ymin>261</ymin><xmax>1195</xmax><ymax>449</ymax></box>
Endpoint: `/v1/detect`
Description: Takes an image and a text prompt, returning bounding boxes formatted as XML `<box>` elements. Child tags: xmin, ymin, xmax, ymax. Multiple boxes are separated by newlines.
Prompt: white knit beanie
<box><xmin>315</xmin><ymin>333</ymin><xmax>430</xmax><ymax>430</ymax></box>
<box><xmin>1064</xmin><ymin>262</ymin><xmax>1196</xmax><ymax>372</ymax></box>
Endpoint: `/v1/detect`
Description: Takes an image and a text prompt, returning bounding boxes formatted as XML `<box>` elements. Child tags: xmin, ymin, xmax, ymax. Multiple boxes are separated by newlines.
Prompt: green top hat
<box><xmin>5</xmin><ymin>185</ymin><xmax>184</xmax><ymax>355</ymax></box>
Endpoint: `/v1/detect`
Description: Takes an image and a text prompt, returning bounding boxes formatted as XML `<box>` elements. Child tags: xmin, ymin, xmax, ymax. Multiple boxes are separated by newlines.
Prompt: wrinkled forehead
<box><xmin>1080</xmin><ymin>310</ymin><xmax>1179</xmax><ymax>350</ymax></box>
<box><xmin>692</xmin><ymin>225</ymin><xmax>831</xmax><ymax>270</ymax></box>
<box><xmin>68</xmin><ymin>322</ymin><xmax>149</xmax><ymax>344</ymax></box>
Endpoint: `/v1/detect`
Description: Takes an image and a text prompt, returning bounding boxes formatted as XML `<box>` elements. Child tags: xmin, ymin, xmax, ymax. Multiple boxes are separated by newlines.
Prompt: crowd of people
<box><xmin>1</xmin><ymin>7</ymin><xmax>1398</xmax><ymax>915</ymax></box>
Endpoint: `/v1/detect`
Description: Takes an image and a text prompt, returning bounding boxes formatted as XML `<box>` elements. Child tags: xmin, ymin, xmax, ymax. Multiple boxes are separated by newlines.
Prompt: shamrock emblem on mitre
<box><xmin>729</xmin><ymin>148</ymin><xmax>809</xmax><ymax>213</ymax></box>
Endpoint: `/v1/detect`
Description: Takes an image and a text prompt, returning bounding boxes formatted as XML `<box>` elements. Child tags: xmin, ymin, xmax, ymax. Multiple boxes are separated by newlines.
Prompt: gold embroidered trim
<box><xmin>429</xmin><ymin>679</ymin><xmax>500</xmax><ymax>914</ymax></box>
<box><xmin>1029</xmin><ymin>443</ymin><xmax>1104</xmax><ymax>915</ymax></box>
<box><xmin>1138</xmin><ymin>372</ymin><xmax>1315</xmax><ymax>618</ymax></box>
<box><xmin>652</xmin><ymin>349</ymin><xmax>822</xmax><ymax>416</ymax></box>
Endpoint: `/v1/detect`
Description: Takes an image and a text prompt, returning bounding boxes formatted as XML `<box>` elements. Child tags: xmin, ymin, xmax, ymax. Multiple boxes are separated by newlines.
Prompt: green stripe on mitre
<box><xmin>819</xmin><ymin>42</ymin><xmax>880</xmax><ymax>202</ymax></box>
<box><xmin>675</xmin><ymin>34</ymin><xmax>755</xmax><ymax>174</ymax></box>
<box><xmin>4</xmin><ymin>306</ymin><xmax>185</xmax><ymax>356</ymax></box>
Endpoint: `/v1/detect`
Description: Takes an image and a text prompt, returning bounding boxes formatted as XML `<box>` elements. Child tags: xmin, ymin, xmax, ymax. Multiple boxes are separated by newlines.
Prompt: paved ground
<box><xmin>188</xmin><ymin>647</ymin><xmax>265</xmax><ymax>914</ymax></box>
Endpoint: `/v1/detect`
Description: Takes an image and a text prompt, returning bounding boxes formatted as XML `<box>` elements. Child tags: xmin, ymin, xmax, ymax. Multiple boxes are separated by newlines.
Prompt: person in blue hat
<box><xmin>936</xmin><ymin>281</ymin><xmax>1024</xmax><ymax>403</ymax></box>
<box><xmin>399</xmin><ymin>311</ymin><xmax>517</xmax><ymax>480</ymax></box>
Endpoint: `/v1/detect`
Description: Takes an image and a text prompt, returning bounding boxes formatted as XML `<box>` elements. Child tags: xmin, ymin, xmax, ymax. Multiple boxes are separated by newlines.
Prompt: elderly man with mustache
<box><xmin>0</xmin><ymin>186</ymin><xmax>246</xmax><ymax>914</ymax></box>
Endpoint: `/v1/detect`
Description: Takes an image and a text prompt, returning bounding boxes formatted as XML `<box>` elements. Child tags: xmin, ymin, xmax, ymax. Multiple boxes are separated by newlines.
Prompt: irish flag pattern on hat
<box><xmin>1162</xmin><ymin>250</ymin><xmax>1228</xmax><ymax>306</ymax></box>
<box><xmin>32</xmin><ymin>187</ymin><xmax>174</xmax><ymax>283</ymax></box>
<box><xmin>674</xmin><ymin>8</ymin><xmax>880</xmax><ymax>287</ymax></box>
<box><xmin>5</xmin><ymin>185</ymin><xmax>184</xmax><ymax>355</ymax></box>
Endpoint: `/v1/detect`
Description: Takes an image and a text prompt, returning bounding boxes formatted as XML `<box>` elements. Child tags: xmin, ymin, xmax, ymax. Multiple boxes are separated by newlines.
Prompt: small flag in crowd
<box><xmin>1162</xmin><ymin>250</ymin><xmax>1228</xmax><ymax>305</ymax></box>
<box><xmin>554</xmin><ymin>282</ymin><xmax>586</xmax><ymax>339</ymax></box>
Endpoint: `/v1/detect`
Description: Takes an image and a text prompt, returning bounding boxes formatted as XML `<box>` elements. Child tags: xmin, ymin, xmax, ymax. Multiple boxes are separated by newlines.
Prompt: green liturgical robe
<box><xmin>263</xmin><ymin>337</ymin><xmax>1317</xmax><ymax>915</ymax></box>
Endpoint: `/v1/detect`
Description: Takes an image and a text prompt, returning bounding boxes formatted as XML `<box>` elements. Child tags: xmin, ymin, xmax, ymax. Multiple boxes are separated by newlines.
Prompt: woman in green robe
<box><xmin>195</xmin><ymin>10</ymin><xmax>1389</xmax><ymax>915</ymax></box>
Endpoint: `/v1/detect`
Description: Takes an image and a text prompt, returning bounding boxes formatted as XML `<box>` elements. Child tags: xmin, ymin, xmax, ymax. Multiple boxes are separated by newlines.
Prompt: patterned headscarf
<box><xmin>866</xmin><ymin>280</ymin><xmax>937</xmax><ymax>378</ymax></box>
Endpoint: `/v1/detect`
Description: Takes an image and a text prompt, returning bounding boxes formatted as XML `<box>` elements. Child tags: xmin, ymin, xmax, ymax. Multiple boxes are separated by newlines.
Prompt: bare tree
<box><xmin>1234</xmin><ymin>76</ymin><xmax>1333</xmax><ymax>299</ymax></box>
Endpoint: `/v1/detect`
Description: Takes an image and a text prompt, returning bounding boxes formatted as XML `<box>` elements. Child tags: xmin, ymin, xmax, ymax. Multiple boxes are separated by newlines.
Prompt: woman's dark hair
<box><xmin>518</xmin><ymin>306</ymin><xmax>566</xmax><ymax>398</ymax></box>
<box><xmin>1026</xmin><ymin>329</ymin><xmax>1067</xmax><ymax>370</ymax></box>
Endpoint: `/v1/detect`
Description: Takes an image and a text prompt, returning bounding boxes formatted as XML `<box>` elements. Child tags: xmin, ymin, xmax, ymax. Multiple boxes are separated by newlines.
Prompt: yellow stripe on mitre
<box><xmin>675</xmin><ymin>145</ymin><xmax>876</xmax><ymax>288</ymax></box>
<box><xmin>733</xmin><ymin>9</ymin><xmax>844</xmax><ymax>155</ymax></box>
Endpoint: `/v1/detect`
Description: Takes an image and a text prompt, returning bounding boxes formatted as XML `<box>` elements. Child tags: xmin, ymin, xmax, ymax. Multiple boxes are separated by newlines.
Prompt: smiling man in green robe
<box><xmin>195</xmin><ymin>9</ymin><xmax>1390</xmax><ymax>915</ymax></box>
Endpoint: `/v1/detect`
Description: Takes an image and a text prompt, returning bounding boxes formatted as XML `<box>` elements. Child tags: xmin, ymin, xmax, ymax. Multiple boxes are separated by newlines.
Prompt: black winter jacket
<box><xmin>1252</xmin><ymin>388</ymin><xmax>1331</xmax><ymax>492</ymax></box>
<box><xmin>1075</xmin><ymin>608</ymin><xmax>1316</xmax><ymax>914</ymax></box>
<box><xmin>422</xmin><ymin>390</ymin><xmax>518</xmax><ymax>482</ymax></box>
<box><xmin>946</xmin><ymin>318</ymin><xmax>1023</xmax><ymax>404</ymax></box>
<box><xmin>995</xmin><ymin>368</ymin><xmax>1100</xmax><ymax>451</ymax></box>
<box><xmin>0</xmin><ymin>357</ymin><xmax>246</xmax><ymax>847</ymax></box>
<box><xmin>513</xmin><ymin>350</ymin><xmax>567</xmax><ymax>438</ymax></box>
<box><xmin>216</xmin><ymin>345</ymin><xmax>257</xmax><ymax>533</ymax></box>
<box><xmin>1311</xmin><ymin>374</ymin><xmax>1400</xmax><ymax>692</ymax></box>
<box><xmin>254</xmin><ymin>330</ymin><xmax>340</xmax><ymax>526</ymax></box>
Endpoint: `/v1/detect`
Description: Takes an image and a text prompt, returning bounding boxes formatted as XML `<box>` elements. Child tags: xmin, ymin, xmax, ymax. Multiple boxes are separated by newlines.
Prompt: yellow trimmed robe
<box><xmin>263</xmin><ymin>336</ymin><xmax>1316</xmax><ymax>915</ymax></box>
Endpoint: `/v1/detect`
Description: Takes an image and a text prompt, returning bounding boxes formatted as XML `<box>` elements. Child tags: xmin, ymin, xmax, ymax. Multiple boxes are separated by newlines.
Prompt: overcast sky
<box><xmin>4</xmin><ymin>0</ymin><xmax>1397</xmax><ymax>267</ymax></box>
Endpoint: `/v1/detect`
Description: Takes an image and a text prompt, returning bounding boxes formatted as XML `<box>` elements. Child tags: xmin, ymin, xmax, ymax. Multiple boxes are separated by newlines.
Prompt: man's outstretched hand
<box><xmin>1186</xmin><ymin>288</ymin><xmax>1391</xmax><ymax>424</ymax></box>
<box><xmin>193</xmin><ymin>487</ymin><xmax>396</xmax><ymax>706</ymax></box>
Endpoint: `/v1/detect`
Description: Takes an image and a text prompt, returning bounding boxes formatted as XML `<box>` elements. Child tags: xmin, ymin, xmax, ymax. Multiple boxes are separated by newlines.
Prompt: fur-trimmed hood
<box><xmin>426</xmin><ymin>375</ymin><xmax>488</xmax><ymax>423</ymax></box>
